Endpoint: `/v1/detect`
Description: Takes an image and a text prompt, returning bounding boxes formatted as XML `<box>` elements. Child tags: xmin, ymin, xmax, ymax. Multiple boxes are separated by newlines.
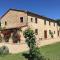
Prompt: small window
<box><xmin>20</xmin><ymin>17</ymin><xmax>23</xmax><ymax>22</ymax></box>
<box><xmin>5</xmin><ymin>21</ymin><xmax>7</xmax><ymax>25</ymax></box>
<box><xmin>31</xmin><ymin>18</ymin><xmax>33</xmax><ymax>22</ymax></box>
<box><xmin>49</xmin><ymin>21</ymin><xmax>51</xmax><ymax>25</ymax></box>
<box><xmin>44</xmin><ymin>20</ymin><xmax>46</xmax><ymax>25</ymax></box>
<box><xmin>35</xmin><ymin>29</ymin><xmax>38</xmax><ymax>35</ymax></box>
<box><xmin>35</xmin><ymin>18</ymin><xmax>37</xmax><ymax>23</ymax></box>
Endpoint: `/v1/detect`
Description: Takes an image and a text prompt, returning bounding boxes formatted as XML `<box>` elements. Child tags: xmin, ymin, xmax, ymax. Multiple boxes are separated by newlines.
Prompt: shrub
<box><xmin>0</xmin><ymin>46</ymin><xmax>9</xmax><ymax>55</ymax></box>
<box><xmin>30</xmin><ymin>47</ymin><xmax>46</xmax><ymax>60</ymax></box>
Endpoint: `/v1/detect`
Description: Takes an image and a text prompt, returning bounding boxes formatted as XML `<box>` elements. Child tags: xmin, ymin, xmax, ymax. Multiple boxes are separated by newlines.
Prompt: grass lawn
<box><xmin>0</xmin><ymin>53</ymin><xmax>27</xmax><ymax>60</ymax></box>
<box><xmin>0</xmin><ymin>42</ymin><xmax>60</xmax><ymax>60</ymax></box>
<box><xmin>40</xmin><ymin>42</ymin><xmax>60</xmax><ymax>60</ymax></box>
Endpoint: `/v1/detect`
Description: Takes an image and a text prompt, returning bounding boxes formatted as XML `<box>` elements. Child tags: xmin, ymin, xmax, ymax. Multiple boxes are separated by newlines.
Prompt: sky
<box><xmin>0</xmin><ymin>0</ymin><xmax>60</xmax><ymax>19</ymax></box>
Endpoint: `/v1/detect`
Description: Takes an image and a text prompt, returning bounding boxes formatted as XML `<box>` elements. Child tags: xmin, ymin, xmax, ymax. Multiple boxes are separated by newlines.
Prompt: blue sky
<box><xmin>0</xmin><ymin>0</ymin><xmax>60</xmax><ymax>19</ymax></box>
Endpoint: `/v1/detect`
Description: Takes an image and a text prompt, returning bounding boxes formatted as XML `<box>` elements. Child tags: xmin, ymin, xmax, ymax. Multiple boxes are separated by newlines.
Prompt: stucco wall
<box><xmin>0</xmin><ymin>10</ymin><xmax>59</xmax><ymax>40</ymax></box>
<box><xmin>27</xmin><ymin>15</ymin><xmax>58</xmax><ymax>41</ymax></box>
<box><xmin>1</xmin><ymin>10</ymin><xmax>27</xmax><ymax>29</ymax></box>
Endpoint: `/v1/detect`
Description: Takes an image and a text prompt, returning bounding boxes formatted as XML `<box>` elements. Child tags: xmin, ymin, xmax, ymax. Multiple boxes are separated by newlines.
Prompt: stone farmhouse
<box><xmin>0</xmin><ymin>9</ymin><xmax>60</xmax><ymax>53</ymax></box>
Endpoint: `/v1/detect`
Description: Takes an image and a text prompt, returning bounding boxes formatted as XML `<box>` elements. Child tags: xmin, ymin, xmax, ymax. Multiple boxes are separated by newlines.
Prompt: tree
<box><xmin>23</xmin><ymin>28</ymin><xmax>46</xmax><ymax>60</ymax></box>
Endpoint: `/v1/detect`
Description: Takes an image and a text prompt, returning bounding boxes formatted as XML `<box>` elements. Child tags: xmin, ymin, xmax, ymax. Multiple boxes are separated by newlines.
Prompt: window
<box><xmin>44</xmin><ymin>20</ymin><xmax>46</xmax><ymax>25</ymax></box>
<box><xmin>35</xmin><ymin>29</ymin><xmax>38</xmax><ymax>35</ymax></box>
<box><xmin>20</xmin><ymin>17</ymin><xmax>23</xmax><ymax>22</ymax></box>
<box><xmin>49</xmin><ymin>21</ymin><xmax>51</xmax><ymax>25</ymax></box>
<box><xmin>35</xmin><ymin>18</ymin><xmax>37</xmax><ymax>23</ymax></box>
<box><xmin>5</xmin><ymin>21</ymin><xmax>7</xmax><ymax>25</ymax></box>
<box><xmin>31</xmin><ymin>18</ymin><xmax>33</xmax><ymax>22</ymax></box>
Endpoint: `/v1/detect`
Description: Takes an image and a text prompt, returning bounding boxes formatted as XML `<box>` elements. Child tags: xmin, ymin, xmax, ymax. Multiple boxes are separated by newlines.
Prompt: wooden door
<box><xmin>58</xmin><ymin>31</ymin><xmax>59</xmax><ymax>36</ymax></box>
<box><xmin>44</xmin><ymin>30</ymin><xmax>47</xmax><ymax>38</ymax></box>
